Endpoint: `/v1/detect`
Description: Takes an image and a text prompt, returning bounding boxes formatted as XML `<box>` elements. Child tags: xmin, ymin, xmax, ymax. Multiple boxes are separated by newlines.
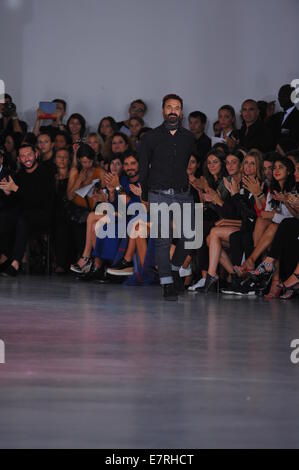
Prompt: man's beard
<box><xmin>164</xmin><ymin>114</ymin><xmax>181</xmax><ymax>131</ymax></box>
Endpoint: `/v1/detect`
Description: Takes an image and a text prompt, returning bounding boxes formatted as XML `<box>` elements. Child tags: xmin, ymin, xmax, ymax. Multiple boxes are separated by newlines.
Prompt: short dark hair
<box><xmin>130</xmin><ymin>99</ymin><xmax>147</xmax><ymax>114</ymax></box>
<box><xmin>188</xmin><ymin>111</ymin><xmax>207</xmax><ymax>125</ymax></box>
<box><xmin>18</xmin><ymin>143</ymin><xmax>36</xmax><ymax>155</ymax></box>
<box><xmin>218</xmin><ymin>104</ymin><xmax>236</xmax><ymax>120</ymax></box>
<box><xmin>162</xmin><ymin>94</ymin><xmax>183</xmax><ymax>109</ymax></box>
<box><xmin>77</xmin><ymin>143</ymin><xmax>95</xmax><ymax>161</ymax></box>
<box><xmin>123</xmin><ymin>151</ymin><xmax>138</xmax><ymax>163</ymax></box>
<box><xmin>263</xmin><ymin>152</ymin><xmax>275</xmax><ymax>163</ymax></box>
<box><xmin>38</xmin><ymin>130</ymin><xmax>54</xmax><ymax>142</ymax></box>
<box><xmin>53</xmin><ymin>98</ymin><xmax>67</xmax><ymax>112</ymax></box>
<box><xmin>242</xmin><ymin>99</ymin><xmax>258</xmax><ymax>108</ymax></box>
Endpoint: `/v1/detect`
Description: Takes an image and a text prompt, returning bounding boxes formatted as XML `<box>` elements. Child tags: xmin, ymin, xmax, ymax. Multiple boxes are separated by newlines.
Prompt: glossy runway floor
<box><xmin>0</xmin><ymin>276</ymin><xmax>298</xmax><ymax>449</ymax></box>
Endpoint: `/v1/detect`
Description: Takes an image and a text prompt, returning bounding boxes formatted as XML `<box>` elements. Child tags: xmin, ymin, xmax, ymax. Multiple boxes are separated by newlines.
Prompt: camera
<box><xmin>3</xmin><ymin>102</ymin><xmax>16</xmax><ymax>117</ymax></box>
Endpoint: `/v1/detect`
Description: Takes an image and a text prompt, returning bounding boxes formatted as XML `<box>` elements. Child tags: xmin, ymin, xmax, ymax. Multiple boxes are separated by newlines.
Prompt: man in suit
<box><xmin>268</xmin><ymin>84</ymin><xmax>299</xmax><ymax>146</ymax></box>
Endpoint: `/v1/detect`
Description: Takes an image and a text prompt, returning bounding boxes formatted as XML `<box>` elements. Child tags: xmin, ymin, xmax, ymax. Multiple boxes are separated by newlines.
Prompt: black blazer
<box><xmin>267</xmin><ymin>107</ymin><xmax>299</xmax><ymax>145</ymax></box>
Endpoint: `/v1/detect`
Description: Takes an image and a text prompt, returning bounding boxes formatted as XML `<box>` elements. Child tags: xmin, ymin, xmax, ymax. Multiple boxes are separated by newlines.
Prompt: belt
<box><xmin>151</xmin><ymin>187</ymin><xmax>189</xmax><ymax>196</ymax></box>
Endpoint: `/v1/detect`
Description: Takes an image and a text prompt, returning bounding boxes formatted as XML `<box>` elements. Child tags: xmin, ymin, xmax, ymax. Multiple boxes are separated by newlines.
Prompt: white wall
<box><xmin>0</xmin><ymin>0</ymin><xmax>298</xmax><ymax>133</ymax></box>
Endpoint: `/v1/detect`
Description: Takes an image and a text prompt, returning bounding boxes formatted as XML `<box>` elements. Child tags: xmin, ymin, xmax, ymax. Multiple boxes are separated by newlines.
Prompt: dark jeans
<box><xmin>149</xmin><ymin>190</ymin><xmax>194</xmax><ymax>285</ymax></box>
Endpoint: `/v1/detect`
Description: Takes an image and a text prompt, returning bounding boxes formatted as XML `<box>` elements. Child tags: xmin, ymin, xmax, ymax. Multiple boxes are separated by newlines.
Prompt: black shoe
<box><xmin>1</xmin><ymin>265</ymin><xmax>18</xmax><ymax>277</ymax></box>
<box><xmin>221</xmin><ymin>274</ymin><xmax>241</xmax><ymax>295</ymax></box>
<box><xmin>233</xmin><ymin>278</ymin><xmax>256</xmax><ymax>296</ymax></box>
<box><xmin>204</xmin><ymin>273</ymin><xmax>219</xmax><ymax>293</ymax></box>
<box><xmin>106</xmin><ymin>258</ymin><xmax>134</xmax><ymax>276</ymax></box>
<box><xmin>0</xmin><ymin>259</ymin><xmax>11</xmax><ymax>273</ymax></box>
<box><xmin>172</xmin><ymin>270</ymin><xmax>185</xmax><ymax>295</ymax></box>
<box><xmin>78</xmin><ymin>264</ymin><xmax>108</xmax><ymax>283</ymax></box>
<box><xmin>163</xmin><ymin>283</ymin><xmax>178</xmax><ymax>301</ymax></box>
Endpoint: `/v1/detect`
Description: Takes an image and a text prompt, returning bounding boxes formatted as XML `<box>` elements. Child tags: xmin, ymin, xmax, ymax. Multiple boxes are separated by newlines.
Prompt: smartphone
<box><xmin>39</xmin><ymin>101</ymin><xmax>57</xmax><ymax>120</ymax></box>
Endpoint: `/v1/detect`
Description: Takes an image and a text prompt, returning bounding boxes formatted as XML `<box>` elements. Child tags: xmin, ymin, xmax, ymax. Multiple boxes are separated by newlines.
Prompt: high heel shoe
<box><xmin>204</xmin><ymin>273</ymin><xmax>219</xmax><ymax>294</ymax></box>
<box><xmin>280</xmin><ymin>274</ymin><xmax>299</xmax><ymax>300</ymax></box>
<box><xmin>249</xmin><ymin>260</ymin><xmax>275</xmax><ymax>279</ymax></box>
<box><xmin>70</xmin><ymin>256</ymin><xmax>92</xmax><ymax>274</ymax></box>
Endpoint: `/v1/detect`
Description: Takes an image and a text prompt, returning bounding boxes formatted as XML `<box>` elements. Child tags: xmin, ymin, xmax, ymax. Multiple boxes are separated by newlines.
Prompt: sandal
<box><xmin>70</xmin><ymin>256</ymin><xmax>92</xmax><ymax>274</ymax></box>
<box><xmin>249</xmin><ymin>260</ymin><xmax>275</xmax><ymax>278</ymax></box>
<box><xmin>280</xmin><ymin>274</ymin><xmax>299</xmax><ymax>300</ymax></box>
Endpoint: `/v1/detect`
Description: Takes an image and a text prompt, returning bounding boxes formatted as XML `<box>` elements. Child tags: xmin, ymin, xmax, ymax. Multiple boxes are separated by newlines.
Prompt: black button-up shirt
<box><xmin>138</xmin><ymin>123</ymin><xmax>195</xmax><ymax>201</ymax></box>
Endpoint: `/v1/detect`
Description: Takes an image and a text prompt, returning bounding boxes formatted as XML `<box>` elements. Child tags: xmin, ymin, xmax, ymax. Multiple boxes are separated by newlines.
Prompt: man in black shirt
<box><xmin>188</xmin><ymin>110</ymin><xmax>211</xmax><ymax>162</ymax></box>
<box><xmin>0</xmin><ymin>143</ymin><xmax>55</xmax><ymax>277</ymax></box>
<box><xmin>139</xmin><ymin>94</ymin><xmax>195</xmax><ymax>300</ymax></box>
<box><xmin>238</xmin><ymin>99</ymin><xmax>274</xmax><ymax>152</ymax></box>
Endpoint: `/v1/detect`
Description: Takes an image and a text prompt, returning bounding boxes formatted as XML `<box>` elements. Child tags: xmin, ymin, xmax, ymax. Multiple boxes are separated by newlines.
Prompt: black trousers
<box><xmin>229</xmin><ymin>228</ymin><xmax>254</xmax><ymax>266</ymax></box>
<box><xmin>268</xmin><ymin>217</ymin><xmax>299</xmax><ymax>281</ymax></box>
<box><xmin>0</xmin><ymin>208</ymin><xmax>18</xmax><ymax>257</ymax></box>
<box><xmin>11</xmin><ymin>211</ymin><xmax>50</xmax><ymax>263</ymax></box>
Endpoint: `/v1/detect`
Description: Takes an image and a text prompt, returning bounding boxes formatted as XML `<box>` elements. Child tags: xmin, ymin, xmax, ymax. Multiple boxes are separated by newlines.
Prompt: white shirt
<box><xmin>220</xmin><ymin>129</ymin><xmax>233</xmax><ymax>139</ymax></box>
<box><xmin>265</xmin><ymin>192</ymin><xmax>293</xmax><ymax>224</ymax></box>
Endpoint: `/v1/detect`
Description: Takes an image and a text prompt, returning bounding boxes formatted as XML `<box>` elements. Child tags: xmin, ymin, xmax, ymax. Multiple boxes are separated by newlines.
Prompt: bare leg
<box><xmin>247</xmin><ymin>223</ymin><xmax>278</xmax><ymax>266</ymax></box>
<box><xmin>136</xmin><ymin>237</ymin><xmax>148</xmax><ymax>267</ymax></box>
<box><xmin>76</xmin><ymin>213</ymin><xmax>104</xmax><ymax>267</ymax></box>
<box><xmin>207</xmin><ymin>226</ymin><xmax>240</xmax><ymax>276</ymax></box>
<box><xmin>253</xmin><ymin>218</ymin><xmax>272</xmax><ymax>247</ymax></box>
<box><xmin>125</xmin><ymin>237</ymin><xmax>137</xmax><ymax>262</ymax></box>
<box><xmin>265</xmin><ymin>261</ymin><xmax>281</xmax><ymax>299</ymax></box>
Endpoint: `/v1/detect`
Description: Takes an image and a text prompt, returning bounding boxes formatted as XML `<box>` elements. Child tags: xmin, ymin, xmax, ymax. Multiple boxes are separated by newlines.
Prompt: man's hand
<box><xmin>0</xmin><ymin>176</ymin><xmax>18</xmax><ymax>194</ymax></box>
<box><xmin>129</xmin><ymin>183</ymin><xmax>142</xmax><ymax>197</ymax></box>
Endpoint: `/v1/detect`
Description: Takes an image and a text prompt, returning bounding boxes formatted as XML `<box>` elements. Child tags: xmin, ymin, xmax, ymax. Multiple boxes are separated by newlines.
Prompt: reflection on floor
<box><xmin>0</xmin><ymin>276</ymin><xmax>298</xmax><ymax>449</ymax></box>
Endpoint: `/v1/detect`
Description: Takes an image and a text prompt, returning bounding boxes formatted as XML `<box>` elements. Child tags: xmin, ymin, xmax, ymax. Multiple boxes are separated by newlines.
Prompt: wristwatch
<box><xmin>115</xmin><ymin>185</ymin><xmax>123</xmax><ymax>194</ymax></box>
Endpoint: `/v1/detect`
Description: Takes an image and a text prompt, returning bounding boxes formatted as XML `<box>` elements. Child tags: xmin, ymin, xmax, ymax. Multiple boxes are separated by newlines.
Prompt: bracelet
<box><xmin>257</xmin><ymin>192</ymin><xmax>264</xmax><ymax>199</ymax></box>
